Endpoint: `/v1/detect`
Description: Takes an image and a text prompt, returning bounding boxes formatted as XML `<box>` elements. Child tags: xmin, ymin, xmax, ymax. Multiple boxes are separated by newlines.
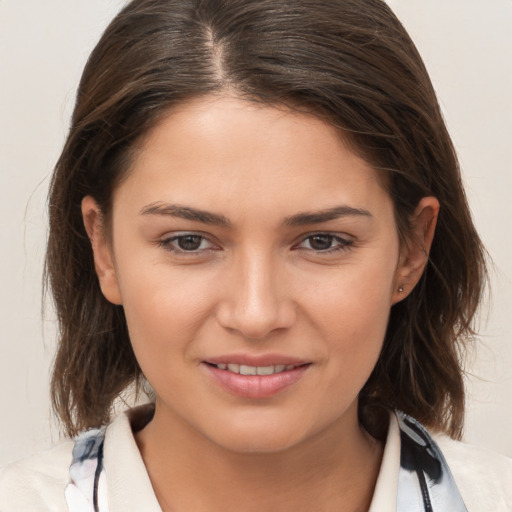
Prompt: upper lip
<box><xmin>204</xmin><ymin>354</ymin><xmax>310</xmax><ymax>367</ymax></box>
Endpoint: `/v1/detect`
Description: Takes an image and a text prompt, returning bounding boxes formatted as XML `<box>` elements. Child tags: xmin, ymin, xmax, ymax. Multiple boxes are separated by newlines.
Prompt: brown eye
<box><xmin>308</xmin><ymin>235</ymin><xmax>335</xmax><ymax>251</ymax></box>
<box><xmin>295</xmin><ymin>233</ymin><xmax>352</xmax><ymax>253</ymax></box>
<box><xmin>159</xmin><ymin>233</ymin><xmax>215</xmax><ymax>253</ymax></box>
<box><xmin>177</xmin><ymin>235</ymin><xmax>203</xmax><ymax>251</ymax></box>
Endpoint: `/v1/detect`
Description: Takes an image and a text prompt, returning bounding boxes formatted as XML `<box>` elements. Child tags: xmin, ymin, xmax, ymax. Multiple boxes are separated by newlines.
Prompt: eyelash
<box><xmin>158</xmin><ymin>232</ymin><xmax>353</xmax><ymax>255</ymax></box>
<box><xmin>158</xmin><ymin>233</ymin><xmax>218</xmax><ymax>253</ymax></box>
<box><xmin>294</xmin><ymin>233</ymin><xmax>354</xmax><ymax>253</ymax></box>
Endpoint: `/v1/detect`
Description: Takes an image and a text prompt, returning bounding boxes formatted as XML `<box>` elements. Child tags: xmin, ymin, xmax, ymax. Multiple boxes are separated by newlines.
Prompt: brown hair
<box><xmin>47</xmin><ymin>0</ymin><xmax>487</xmax><ymax>438</ymax></box>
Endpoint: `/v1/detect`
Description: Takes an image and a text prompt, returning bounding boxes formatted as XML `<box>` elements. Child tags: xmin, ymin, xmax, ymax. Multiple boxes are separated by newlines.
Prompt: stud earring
<box><xmin>398</xmin><ymin>286</ymin><xmax>404</xmax><ymax>293</ymax></box>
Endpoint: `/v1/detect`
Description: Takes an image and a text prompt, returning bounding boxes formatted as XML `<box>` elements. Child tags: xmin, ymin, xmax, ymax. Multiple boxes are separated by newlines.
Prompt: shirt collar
<box><xmin>368</xmin><ymin>411</ymin><xmax>400</xmax><ymax>512</ymax></box>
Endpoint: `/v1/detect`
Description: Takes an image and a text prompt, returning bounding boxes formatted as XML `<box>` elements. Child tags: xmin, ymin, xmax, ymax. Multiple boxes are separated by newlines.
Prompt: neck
<box><xmin>135</xmin><ymin>401</ymin><xmax>384</xmax><ymax>512</ymax></box>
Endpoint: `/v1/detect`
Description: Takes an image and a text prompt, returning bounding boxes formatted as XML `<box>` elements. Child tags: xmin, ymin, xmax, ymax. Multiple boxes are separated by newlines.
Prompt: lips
<box><xmin>203</xmin><ymin>355</ymin><xmax>311</xmax><ymax>398</ymax></box>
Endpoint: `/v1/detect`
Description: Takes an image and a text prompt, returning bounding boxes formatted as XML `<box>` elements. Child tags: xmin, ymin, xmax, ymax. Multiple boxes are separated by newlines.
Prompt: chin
<box><xmin>213</xmin><ymin>430</ymin><xmax>304</xmax><ymax>455</ymax></box>
<box><xmin>202</xmin><ymin>413</ymin><xmax>317</xmax><ymax>455</ymax></box>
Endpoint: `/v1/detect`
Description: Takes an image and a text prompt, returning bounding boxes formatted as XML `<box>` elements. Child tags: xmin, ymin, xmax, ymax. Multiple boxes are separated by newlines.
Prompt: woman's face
<box><xmin>85</xmin><ymin>95</ymin><xmax>433</xmax><ymax>453</ymax></box>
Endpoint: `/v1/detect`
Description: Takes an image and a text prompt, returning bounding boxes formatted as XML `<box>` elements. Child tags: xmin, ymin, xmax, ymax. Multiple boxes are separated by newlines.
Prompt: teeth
<box><xmin>215</xmin><ymin>363</ymin><xmax>297</xmax><ymax>375</ymax></box>
<box><xmin>256</xmin><ymin>366</ymin><xmax>275</xmax><ymax>375</ymax></box>
<box><xmin>240</xmin><ymin>365</ymin><xmax>257</xmax><ymax>375</ymax></box>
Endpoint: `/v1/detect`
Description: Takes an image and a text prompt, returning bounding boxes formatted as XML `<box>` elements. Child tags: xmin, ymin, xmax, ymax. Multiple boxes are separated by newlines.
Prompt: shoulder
<box><xmin>434</xmin><ymin>434</ymin><xmax>512</xmax><ymax>511</ymax></box>
<box><xmin>0</xmin><ymin>439</ymin><xmax>74</xmax><ymax>511</ymax></box>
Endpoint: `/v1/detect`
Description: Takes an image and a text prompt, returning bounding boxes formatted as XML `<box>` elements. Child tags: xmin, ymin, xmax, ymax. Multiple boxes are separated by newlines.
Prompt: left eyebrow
<box><xmin>283</xmin><ymin>205</ymin><xmax>373</xmax><ymax>226</ymax></box>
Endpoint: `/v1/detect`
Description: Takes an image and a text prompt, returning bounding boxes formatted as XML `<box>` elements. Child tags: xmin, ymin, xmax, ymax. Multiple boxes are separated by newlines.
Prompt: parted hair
<box><xmin>47</xmin><ymin>0</ymin><xmax>487</xmax><ymax>438</ymax></box>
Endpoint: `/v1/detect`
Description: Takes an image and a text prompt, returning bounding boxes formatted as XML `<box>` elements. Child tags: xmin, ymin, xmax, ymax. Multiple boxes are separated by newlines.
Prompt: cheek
<box><xmin>311</xmin><ymin>285</ymin><xmax>392</xmax><ymax>406</ymax></box>
<box><xmin>307</xmin><ymin>258</ymin><xmax>396</xmax><ymax>331</ymax></box>
<box><xmin>300</xmin><ymin>249</ymin><xmax>399</xmax><ymax>374</ymax></box>
<box><xmin>114</xmin><ymin>255</ymin><xmax>218</xmax><ymax>365</ymax></box>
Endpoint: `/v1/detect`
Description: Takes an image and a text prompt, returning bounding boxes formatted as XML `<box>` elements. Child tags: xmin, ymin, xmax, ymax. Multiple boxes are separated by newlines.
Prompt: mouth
<box><xmin>203</xmin><ymin>358</ymin><xmax>311</xmax><ymax>398</ymax></box>
<box><xmin>205</xmin><ymin>362</ymin><xmax>302</xmax><ymax>376</ymax></box>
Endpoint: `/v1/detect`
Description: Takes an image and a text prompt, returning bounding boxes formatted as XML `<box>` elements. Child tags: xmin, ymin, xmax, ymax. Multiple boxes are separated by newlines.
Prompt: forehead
<box><xmin>115</xmin><ymin>95</ymin><xmax>392</xmax><ymax>221</ymax></box>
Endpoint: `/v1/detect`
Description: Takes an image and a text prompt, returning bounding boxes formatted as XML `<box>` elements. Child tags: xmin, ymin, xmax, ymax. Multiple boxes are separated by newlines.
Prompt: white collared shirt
<box><xmin>1</xmin><ymin>406</ymin><xmax>511</xmax><ymax>511</ymax></box>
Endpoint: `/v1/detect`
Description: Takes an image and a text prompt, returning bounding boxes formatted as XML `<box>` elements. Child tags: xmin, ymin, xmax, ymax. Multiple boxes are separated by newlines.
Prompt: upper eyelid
<box><xmin>160</xmin><ymin>231</ymin><xmax>215</xmax><ymax>243</ymax></box>
<box><xmin>294</xmin><ymin>231</ymin><xmax>353</xmax><ymax>243</ymax></box>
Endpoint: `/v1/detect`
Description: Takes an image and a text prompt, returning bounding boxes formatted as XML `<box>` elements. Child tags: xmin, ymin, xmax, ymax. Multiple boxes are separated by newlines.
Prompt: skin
<box><xmin>83</xmin><ymin>95</ymin><xmax>438</xmax><ymax>512</ymax></box>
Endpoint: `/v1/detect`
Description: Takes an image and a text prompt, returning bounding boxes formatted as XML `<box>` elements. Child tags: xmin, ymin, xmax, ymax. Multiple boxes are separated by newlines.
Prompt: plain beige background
<box><xmin>1</xmin><ymin>0</ymin><xmax>511</xmax><ymax>465</ymax></box>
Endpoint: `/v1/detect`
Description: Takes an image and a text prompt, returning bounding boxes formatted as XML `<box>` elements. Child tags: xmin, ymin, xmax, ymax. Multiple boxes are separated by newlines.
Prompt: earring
<box><xmin>398</xmin><ymin>286</ymin><xmax>404</xmax><ymax>293</ymax></box>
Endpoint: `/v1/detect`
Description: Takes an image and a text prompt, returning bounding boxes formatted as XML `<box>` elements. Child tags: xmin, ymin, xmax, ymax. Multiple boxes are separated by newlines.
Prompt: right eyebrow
<box><xmin>139</xmin><ymin>202</ymin><xmax>232</xmax><ymax>228</ymax></box>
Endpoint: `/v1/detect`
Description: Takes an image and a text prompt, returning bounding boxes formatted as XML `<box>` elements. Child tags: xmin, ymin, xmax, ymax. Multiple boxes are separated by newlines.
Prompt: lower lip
<box><xmin>203</xmin><ymin>363</ymin><xmax>310</xmax><ymax>398</ymax></box>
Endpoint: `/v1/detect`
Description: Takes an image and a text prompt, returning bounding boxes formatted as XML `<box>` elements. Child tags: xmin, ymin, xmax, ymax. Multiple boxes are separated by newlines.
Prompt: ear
<box><xmin>392</xmin><ymin>196</ymin><xmax>440</xmax><ymax>304</ymax></box>
<box><xmin>81</xmin><ymin>196</ymin><xmax>123</xmax><ymax>305</ymax></box>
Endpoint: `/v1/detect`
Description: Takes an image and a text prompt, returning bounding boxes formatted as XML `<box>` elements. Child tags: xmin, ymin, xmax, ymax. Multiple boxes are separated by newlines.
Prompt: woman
<box><xmin>1</xmin><ymin>0</ymin><xmax>510</xmax><ymax>510</ymax></box>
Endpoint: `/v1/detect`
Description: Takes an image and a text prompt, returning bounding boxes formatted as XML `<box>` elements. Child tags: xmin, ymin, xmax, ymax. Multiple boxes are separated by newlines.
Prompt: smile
<box><xmin>210</xmin><ymin>363</ymin><xmax>298</xmax><ymax>375</ymax></box>
<box><xmin>203</xmin><ymin>359</ymin><xmax>311</xmax><ymax>398</ymax></box>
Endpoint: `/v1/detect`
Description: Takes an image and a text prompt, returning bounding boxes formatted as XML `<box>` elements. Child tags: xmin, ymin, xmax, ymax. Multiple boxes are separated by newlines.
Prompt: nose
<box><xmin>215</xmin><ymin>252</ymin><xmax>296</xmax><ymax>340</ymax></box>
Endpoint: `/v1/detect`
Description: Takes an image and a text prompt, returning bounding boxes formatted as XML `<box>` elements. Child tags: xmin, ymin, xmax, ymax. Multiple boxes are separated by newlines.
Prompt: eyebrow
<box><xmin>283</xmin><ymin>205</ymin><xmax>373</xmax><ymax>226</ymax></box>
<box><xmin>140</xmin><ymin>202</ymin><xmax>372</xmax><ymax>228</ymax></box>
<box><xmin>140</xmin><ymin>203</ymin><xmax>232</xmax><ymax>227</ymax></box>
